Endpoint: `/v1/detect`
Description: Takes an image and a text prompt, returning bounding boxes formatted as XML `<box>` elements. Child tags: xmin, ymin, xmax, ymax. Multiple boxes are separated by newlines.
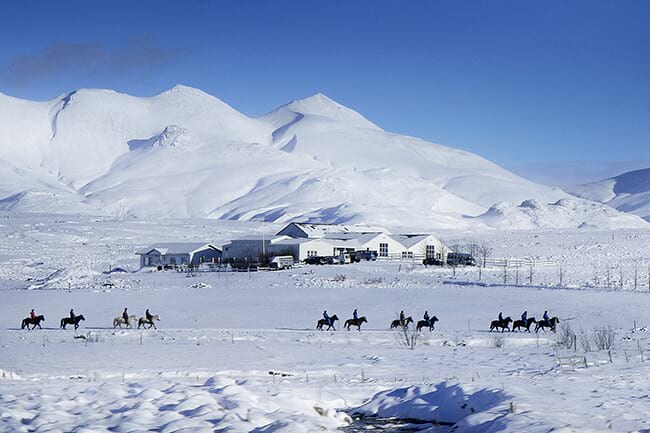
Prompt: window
<box><xmin>401</xmin><ymin>251</ymin><xmax>413</xmax><ymax>258</ymax></box>
<box><xmin>169</xmin><ymin>256</ymin><xmax>176</xmax><ymax>265</ymax></box>
<box><xmin>426</xmin><ymin>245</ymin><xmax>435</xmax><ymax>259</ymax></box>
<box><xmin>379</xmin><ymin>243</ymin><xmax>388</xmax><ymax>257</ymax></box>
<box><xmin>307</xmin><ymin>250</ymin><xmax>317</xmax><ymax>257</ymax></box>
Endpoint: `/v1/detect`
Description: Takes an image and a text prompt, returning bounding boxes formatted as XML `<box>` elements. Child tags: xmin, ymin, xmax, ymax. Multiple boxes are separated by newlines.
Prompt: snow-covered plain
<box><xmin>2</xmin><ymin>214</ymin><xmax>650</xmax><ymax>432</ymax></box>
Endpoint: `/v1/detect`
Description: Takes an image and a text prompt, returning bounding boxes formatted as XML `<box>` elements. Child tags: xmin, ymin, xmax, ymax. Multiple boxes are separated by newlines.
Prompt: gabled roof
<box><xmin>136</xmin><ymin>242</ymin><xmax>219</xmax><ymax>255</ymax></box>
<box><xmin>324</xmin><ymin>232</ymin><xmax>383</xmax><ymax>243</ymax></box>
<box><xmin>279</xmin><ymin>222</ymin><xmax>386</xmax><ymax>238</ymax></box>
<box><xmin>391</xmin><ymin>234</ymin><xmax>433</xmax><ymax>249</ymax></box>
<box><xmin>272</xmin><ymin>237</ymin><xmax>327</xmax><ymax>246</ymax></box>
<box><xmin>229</xmin><ymin>235</ymin><xmax>289</xmax><ymax>242</ymax></box>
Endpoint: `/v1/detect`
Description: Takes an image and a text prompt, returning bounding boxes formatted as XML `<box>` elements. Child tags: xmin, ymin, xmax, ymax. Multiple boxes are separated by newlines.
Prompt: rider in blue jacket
<box><xmin>323</xmin><ymin>310</ymin><xmax>331</xmax><ymax>326</ymax></box>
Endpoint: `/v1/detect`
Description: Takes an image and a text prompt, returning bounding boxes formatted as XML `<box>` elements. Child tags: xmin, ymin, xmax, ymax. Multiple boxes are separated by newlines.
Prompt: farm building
<box><xmin>219</xmin><ymin>223</ymin><xmax>452</xmax><ymax>264</ymax></box>
<box><xmin>277</xmin><ymin>222</ymin><xmax>384</xmax><ymax>239</ymax></box>
<box><xmin>136</xmin><ymin>243</ymin><xmax>221</xmax><ymax>269</ymax></box>
<box><xmin>391</xmin><ymin>234</ymin><xmax>449</xmax><ymax>261</ymax></box>
<box><xmin>221</xmin><ymin>235</ymin><xmax>291</xmax><ymax>262</ymax></box>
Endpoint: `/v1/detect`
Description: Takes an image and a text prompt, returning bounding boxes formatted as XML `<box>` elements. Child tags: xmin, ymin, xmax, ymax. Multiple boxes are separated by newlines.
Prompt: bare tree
<box><xmin>476</xmin><ymin>243</ymin><xmax>493</xmax><ymax>267</ymax></box>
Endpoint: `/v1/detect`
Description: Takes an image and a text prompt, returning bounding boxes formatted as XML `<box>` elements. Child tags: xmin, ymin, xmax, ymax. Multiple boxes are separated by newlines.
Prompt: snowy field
<box><xmin>2</xmin><ymin>213</ymin><xmax>650</xmax><ymax>432</ymax></box>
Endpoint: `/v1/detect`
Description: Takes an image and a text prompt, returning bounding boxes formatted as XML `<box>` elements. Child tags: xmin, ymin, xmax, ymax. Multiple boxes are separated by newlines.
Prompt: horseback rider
<box><xmin>423</xmin><ymin>310</ymin><xmax>430</xmax><ymax>325</ymax></box>
<box><xmin>498</xmin><ymin>311</ymin><xmax>503</xmax><ymax>322</ymax></box>
<box><xmin>323</xmin><ymin>310</ymin><xmax>331</xmax><ymax>326</ymax></box>
<box><xmin>543</xmin><ymin>310</ymin><xmax>549</xmax><ymax>323</ymax></box>
<box><xmin>70</xmin><ymin>309</ymin><xmax>75</xmax><ymax>320</ymax></box>
<box><xmin>353</xmin><ymin>308</ymin><xmax>358</xmax><ymax>321</ymax></box>
<box><xmin>145</xmin><ymin>308</ymin><xmax>153</xmax><ymax>322</ymax></box>
<box><xmin>30</xmin><ymin>309</ymin><xmax>36</xmax><ymax>320</ymax></box>
<box><xmin>399</xmin><ymin>310</ymin><xmax>405</xmax><ymax>326</ymax></box>
<box><xmin>123</xmin><ymin>307</ymin><xmax>129</xmax><ymax>325</ymax></box>
<box><xmin>521</xmin><ymin>310</ymin><xmax>528</xmax><ymax>326</ymax></box>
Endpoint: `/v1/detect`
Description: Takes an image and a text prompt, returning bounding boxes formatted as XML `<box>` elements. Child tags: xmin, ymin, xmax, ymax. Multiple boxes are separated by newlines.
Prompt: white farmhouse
<box><xmin>136</xmin><ymin>243</ymin><xmax>222</xmax><ymax>269</ymax></box>
<box><xmin>391</xmin><ymin>234</ymin><xmax>449</xmax><ymax>261</ymax></box>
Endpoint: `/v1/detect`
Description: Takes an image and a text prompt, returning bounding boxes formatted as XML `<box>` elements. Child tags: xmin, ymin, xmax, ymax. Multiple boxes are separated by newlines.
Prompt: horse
<box><xmin>344</xmin><ymin>316</ymin><xmax>367</xmax><ymax>331</ymax></box>
<box><xmin>489</xmin><ymin>316</ymin><xmax>512</xmax><ymax>332</ymax></box>
<box><xmin>138</xmin><ymin>315</ymin><xmax>160</xmax><ymax>329</ymax></box>
<box><xmin>512</xmin><ymin>317</ymin><xmax>536</xmax><ymax>332</ymax></box>
<box><xmin>21</xmin><ymin>315</ymin><xmax>45</xmax><ymax>330</ymax></box>
<box><xmin>317</xmin><ymin>314</ymin><xmax>339</xmax><ymax>331</ymax></box>
<box><xmin>60</xmin><ymin>315</ymin><xmax>85</xmax><ymax>330</ymax></box>
<box><xmin>113</xmin><ymin>315</ymin><xmax>137</xmax><ymax>328</ymax></box>
<box><xmin>416</xmin><ymin>316</ymin><xmax>439</xmax><ymax>332</ymax></box>
<box><xmin>390</xmin><ymin>316</ymin><xmax>413</xmax><ymax>329</ymax></box>
<box><xmin>535</xmin><ymin>317</ymin><xmax>560</xmax><ymax>333</ymax></box>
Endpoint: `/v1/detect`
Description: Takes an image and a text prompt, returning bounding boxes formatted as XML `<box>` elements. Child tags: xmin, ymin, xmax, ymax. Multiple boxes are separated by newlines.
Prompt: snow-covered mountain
<box><xmin>0</xmin><ymin>85</ymin><xmax>645</xmax><ymax>229</ymax></box>
<box><xmin>567</xmin><ymin>168</ymin><xmax>650</xmax><ymax>222</ymax></box>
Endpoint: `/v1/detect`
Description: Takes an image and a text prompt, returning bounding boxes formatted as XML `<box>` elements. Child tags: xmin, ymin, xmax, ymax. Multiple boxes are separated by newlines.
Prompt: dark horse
<box><xmin>416</xmin><ymin>316</ymin><xmax>439</xmax><ymax>332</ymax></box>
<box><xmin>535</xmin><ymin>317</ymin><xmax>560</xmax><ymax>333</ymax></box>
<box><xmin>317</xmin><ymin>314</ymin><xmax>339</xmax><ymax>331</ymax></box>
<box><xmin>512</xmin><ymin>317</ymin><xmax>536</xmax><ymax>332</ymax></box>
<box><xmin>60</xmin><ymin>315</ymin><xmax>85</xmax><ymax>330</ymax></box>
<box><xmin>344</xmin><ymin>316</ymin><xmax>367</xmax><ymax>331</ymax></box>
<box><xmin>489</xmin><ymin>316</ymin><xmax>512</xmax><ymax>332</ymax></box>
<box><xmin>21</xmin><ymin>315</ymin><xmax>45</xmax><ymax>330</ymax></box>
<box><xmin>390</xmin><ymin>317</ymin><xmax>413</xmax><ymax>329</ymax></box>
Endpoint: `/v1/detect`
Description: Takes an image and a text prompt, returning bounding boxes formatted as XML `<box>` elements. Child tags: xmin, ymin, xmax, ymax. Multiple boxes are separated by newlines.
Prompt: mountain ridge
<box><xmin>0</xmin><ymin>85</ymin><xmax>645</xmax><ymax>230</ymax></box>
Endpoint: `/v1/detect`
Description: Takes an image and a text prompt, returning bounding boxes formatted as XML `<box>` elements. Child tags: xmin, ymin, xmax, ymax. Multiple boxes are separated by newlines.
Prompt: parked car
<box><xmin>303</xmin><ymin>256</ymin><xmax>324</xmax><ymax>265</ymax></box>
<box><xmin>446</xmin><ymin>253</ymin><xmax>477</xmax><ymax>266</ymax></box>
<box><xmin>422</xmin><ymin>257</ymin><xmax>444</xmax><ymax>266</ymax></box>
<box><xmin>269</xmin><ymin>255</ymin><xmax>294</xmax><ymax>270</ymax></box>
<box><xmin>354</xmin><ymin>250</ymin><xmax>378</xmax><ymax>262</ymax></box>
<box><xmin>303</xmin><ymin>256</ymin><xmax>335</xmax><ymax>265</ymax></box>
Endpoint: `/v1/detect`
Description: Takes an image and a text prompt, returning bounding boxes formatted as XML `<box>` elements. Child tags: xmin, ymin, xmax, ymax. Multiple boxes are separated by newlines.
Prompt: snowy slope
<box><xmin>0</xmin><ymin>86</ymin><xmax>643</xmax><ymax>229</ymax></box>
<box><xmin>568</xmin><ymin>168</ymin><xmax>650</xmax><ymax>222</ymax></box>
<box><xmin>474</xmin><ymin>197</ymin><xmax>647</xmax><ymax>229</ymax></box>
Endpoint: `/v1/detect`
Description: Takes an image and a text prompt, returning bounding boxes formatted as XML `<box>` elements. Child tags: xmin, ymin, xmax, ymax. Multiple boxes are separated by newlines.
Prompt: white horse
<box><xmin>113</xmin><ymin>315</ymin><xmax>137</xmax><ymax>328</ymax></box>
<box><xmin>138</xmin><ymin>314</ymin><xmax>160</xmax><ymax>329</ymax></box>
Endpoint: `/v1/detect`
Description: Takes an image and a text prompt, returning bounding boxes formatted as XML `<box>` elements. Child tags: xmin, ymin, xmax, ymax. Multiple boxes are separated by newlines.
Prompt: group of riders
<box><xmin>494</xmin><ymin>309</ymin><xmax>556</xmax><ymax>332</ymax></box>
<box><xmin>322</xmin><ymin>308</ymin><xmax>436</xmax><ymax>328</ymax></box>
<box><xmin>25</xmin><ymin>307</ymin><xmax>156</xmax><ymax>328</ymax></box>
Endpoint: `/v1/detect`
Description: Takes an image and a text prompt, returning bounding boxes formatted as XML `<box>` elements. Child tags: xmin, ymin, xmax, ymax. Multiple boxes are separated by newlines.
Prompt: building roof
<box><xmin>229</xmin><ymin>235</ymin><xmax>289</xmax><ymax>242</ymax></box>
<box><xmin>278</xmin><ymin>222</ymin><xmax>386</xmax><ymax>238</ymax></box>
<box><xmin>272</xmin><ymin>238</ymin><xmax>326</xmax><ymax>246</ymax></box>
<box><xmin>392</xmin><ymin>234</ymin><xmax>433</xmax><ymax>249</ymax></box>
<box><xmin>136</xmin><ymin>242</ymin><xmax>219</xmax><ymax>255</ymax></box>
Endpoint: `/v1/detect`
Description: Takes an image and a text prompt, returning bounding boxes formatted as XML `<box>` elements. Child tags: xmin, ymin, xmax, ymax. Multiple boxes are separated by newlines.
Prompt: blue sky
<box><xmin>1</xmin><ymin>1</ymin><xmax>648</xmax><ymax>183</ymax></box>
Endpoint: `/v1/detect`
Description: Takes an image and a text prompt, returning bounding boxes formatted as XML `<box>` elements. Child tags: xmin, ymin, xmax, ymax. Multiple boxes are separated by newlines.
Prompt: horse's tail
<box><xmin>21</xmin><ymin>319</ymin><xmax>26</xmax><ymax>329</ymax></box>
<box><xmin>60</xmin><ymin>318</ymin><xmax>64</xmax><ymax>328</ymax></box>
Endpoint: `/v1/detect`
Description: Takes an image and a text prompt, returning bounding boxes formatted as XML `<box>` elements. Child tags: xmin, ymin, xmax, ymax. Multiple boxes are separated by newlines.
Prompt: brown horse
<box><xmin>489</xmin><ymin>317</ymin><xmax>512</xmax><ymax>332</ymax></box>
<box><xmin>138</xmin><ymin>315</ymin><xmax>160</xmax><ymax>329</ymax></box>
<box><xmin>22</xmin><ymin>315</ymin><xmax>45</xmax><ymax>330</ymax></box>
<box><xmin>390</xmin><ymin>317</ymin><xmax>413</xmax><ymax>329</ymax></box>
<box><xmin>60</xmin><ymin>315</ymin><xmax>85</xmax><ymax>330</ymax></box>
<box><xmin>512</xmin><ymin>317</ymin><xmax>536</xmax><ymax>332</ymax></box>
<box><xmin>416</xmin><ymin>316</ymin><xmax>439</xmax><ymax>332</ymax></box>
<box><xmin>317</xmin><ymin>315</ymin><xmax>339</xmax><ymax>331</ymax></box>
<box><xmin>344</xmin><ymin>316</ymin><xmax>367</xmax><ymax>331</ymax></box>
<box><xmin>535</xmin><ymin>317</ymin><xmax>560</xmax><ymax>333</ymax></box>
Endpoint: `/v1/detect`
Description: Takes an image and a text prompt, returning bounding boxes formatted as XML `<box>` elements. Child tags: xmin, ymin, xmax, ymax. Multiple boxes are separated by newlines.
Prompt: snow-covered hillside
<box><xmin>0</xmin><ymin>86</ymin><xmax>644</xmax><ymax>229</ymax></box>
<box><xmin>474</xmin><ymin>198</ymin><xmax>646</xmax><ymax>230</ymax></box>
<box><xmin>568</xmin><ymin>168</ymin><xmax>650</xmax><ymax>222</ymax></box>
